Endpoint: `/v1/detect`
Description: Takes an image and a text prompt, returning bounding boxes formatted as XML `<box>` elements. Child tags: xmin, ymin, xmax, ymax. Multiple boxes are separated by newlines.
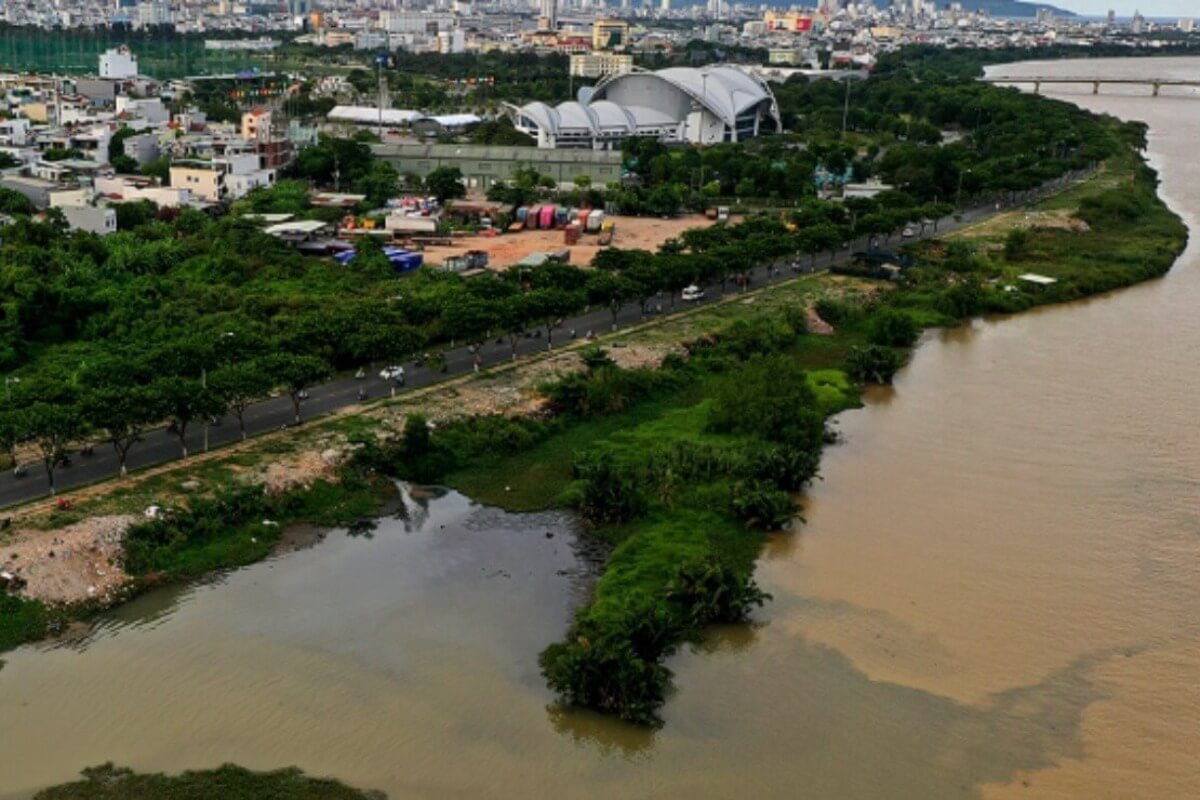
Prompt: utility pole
<box><xmin>841</xmin><ymin>76</ymin><xmax>851</xmax><ymax>138</ymax></box>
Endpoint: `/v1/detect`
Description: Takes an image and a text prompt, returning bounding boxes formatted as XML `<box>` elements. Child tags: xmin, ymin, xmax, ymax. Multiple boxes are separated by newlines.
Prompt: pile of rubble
<box><xmin>1</xmin><ymin>515</ymin><xmax>137</xmax><ymax>605</ymax></box>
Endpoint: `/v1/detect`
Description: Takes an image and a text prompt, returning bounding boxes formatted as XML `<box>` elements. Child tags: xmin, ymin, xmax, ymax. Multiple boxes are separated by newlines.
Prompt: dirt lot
<box><xmin>420</xmin><ymin>214</ymin><xmax>716</xmax><ymax>271</ymax></box>
<box><xmin>2</xmin><ymin>515</ymin><xmax>135</xmax><ymax>604</ymax></box>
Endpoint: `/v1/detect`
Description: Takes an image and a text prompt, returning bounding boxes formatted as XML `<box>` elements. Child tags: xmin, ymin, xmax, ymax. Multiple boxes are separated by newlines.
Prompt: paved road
<box><xmin>0</xmin><ymin>178</ymin><xmax>1081</xmax><ymax>510</ymax></box>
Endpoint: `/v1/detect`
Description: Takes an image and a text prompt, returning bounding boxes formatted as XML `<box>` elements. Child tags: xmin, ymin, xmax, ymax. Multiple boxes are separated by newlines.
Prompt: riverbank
<box><xmin>0</xmin><ymin>146</ymin><xmax>1186</xmax><ymax>720</ymax></box>
<box><xmin>361</xmin><ymin>148</ymin><xmax>1189</xmax><ymax>722</ymax></box>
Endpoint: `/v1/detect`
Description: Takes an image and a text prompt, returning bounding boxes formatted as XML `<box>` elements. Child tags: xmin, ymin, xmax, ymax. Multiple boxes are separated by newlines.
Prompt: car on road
<box><xmin>681</xmin><ymin>285</ymin><xmax>704</xmax><ymax>302</ymax></box>
<box><xmin>379</xmin><ymin>366</ymin><xmax>405</xmax><ymax>381</ymax></box>
<box><xmin>902</xmin><ymin>226</ymin><xmax>917</xmax><ymax>238</ymax></box>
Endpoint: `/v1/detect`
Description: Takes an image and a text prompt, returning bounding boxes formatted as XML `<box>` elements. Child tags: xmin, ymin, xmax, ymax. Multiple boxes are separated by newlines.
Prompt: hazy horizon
<box><xmin>1048</xmin><ymin>0</ymin><xmax>1196</xmax><ymax>17</ymax></box>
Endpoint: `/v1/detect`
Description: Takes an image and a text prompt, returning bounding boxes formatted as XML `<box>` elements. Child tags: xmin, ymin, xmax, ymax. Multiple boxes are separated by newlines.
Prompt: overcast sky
<box><xmin>1052</xmin><ymin>0</ymin><xmax>1196</xmax><ymax>16</ymax></box>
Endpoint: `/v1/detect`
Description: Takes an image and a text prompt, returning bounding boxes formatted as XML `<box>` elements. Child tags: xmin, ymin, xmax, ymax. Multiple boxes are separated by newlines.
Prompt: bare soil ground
<box><xmin>420</xmin><ymin>214</ymin><xmax>716</xmax><ymax>270</ymax></box>
<box><xmin>3</xmin><ymin>515</ymin><xmax>136</xmax><ymax>604</ymax></box>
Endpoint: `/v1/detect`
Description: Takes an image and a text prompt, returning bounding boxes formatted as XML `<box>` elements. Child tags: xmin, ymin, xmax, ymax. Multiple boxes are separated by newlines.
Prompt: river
<box><xmin>2</xmin><ymin>57</ymin><xmax>1199</xmax><ymax>799</ymax></box>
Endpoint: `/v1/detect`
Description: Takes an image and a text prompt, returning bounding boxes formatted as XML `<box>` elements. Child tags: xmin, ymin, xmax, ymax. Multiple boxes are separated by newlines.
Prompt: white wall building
<box><xmin>99</xmin><ymin>46</ymin><xmax>139</xmax><ymax>79</ymax></box>
<box><xmin>58</xmin><ymin>203</ymin><xmax>118</xmax><ymax>235</ymax></box>
<box><xmin>94</xmin><ymin>175</ymin><xmax>191</xmax><ymax>207</ymax></box>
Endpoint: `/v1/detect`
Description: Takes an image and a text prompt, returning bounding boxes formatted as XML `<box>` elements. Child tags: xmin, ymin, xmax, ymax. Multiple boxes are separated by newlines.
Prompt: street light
<box><xmin>956</xmin><ymin>167</ymin><xmax>972</xmax><ymax>209</ymax></box>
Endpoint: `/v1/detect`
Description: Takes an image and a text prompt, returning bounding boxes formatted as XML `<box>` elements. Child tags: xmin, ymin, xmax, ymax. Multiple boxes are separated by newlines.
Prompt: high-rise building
<box><xmin>539</xmin><ymin>0</ymin><xmax>557</xmax><ymax>30</ymax></box>
<box><xmin>592</xmin><ymin>18</ymin><xmax>628</xmax><ymax>49</ymax></box>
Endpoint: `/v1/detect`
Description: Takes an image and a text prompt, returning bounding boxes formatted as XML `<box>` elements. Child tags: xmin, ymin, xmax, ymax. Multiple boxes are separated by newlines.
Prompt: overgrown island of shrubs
<box><xmin>1</xmin><ymin>48</ymin><xmax>1189</xmax><ymax>735</ymax></box>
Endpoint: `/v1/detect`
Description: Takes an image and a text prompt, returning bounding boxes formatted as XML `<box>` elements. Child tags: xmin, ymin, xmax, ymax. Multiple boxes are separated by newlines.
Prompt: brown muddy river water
<box><xmin>3</xmin><ymin>58</ymin><xmax>1200</xmax><ymax>799</ymax></box>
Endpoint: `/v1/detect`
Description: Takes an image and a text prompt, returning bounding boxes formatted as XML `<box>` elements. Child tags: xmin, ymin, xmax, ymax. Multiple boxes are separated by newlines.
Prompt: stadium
<box><xmin>507</xmin><ymin>65</ymin><xmax>781</xmax><ymax>149</ymax></box>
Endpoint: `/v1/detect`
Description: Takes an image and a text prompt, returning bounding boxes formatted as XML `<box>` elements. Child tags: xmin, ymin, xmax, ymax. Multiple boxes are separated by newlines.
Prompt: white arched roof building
<box><xmin>507</xmin><ymin>65</ymin><xmax>781</xmax><ymax>150</ymax></box>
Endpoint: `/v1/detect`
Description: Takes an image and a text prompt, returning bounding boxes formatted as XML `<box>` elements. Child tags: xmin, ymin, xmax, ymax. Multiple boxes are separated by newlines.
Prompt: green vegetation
<box><xmin>34</xmin><ymin>763</ymin><xmax>384</xmax><ymax>800</ymax></box>
<box><xmin>360</xmin><ymin>316</ymin><xmax>839</xmax><ymax>724</ymax></box>
<box><xmin>0</xmin><ymin>47</ymin><xmax>1189</xmax><ymax>725</ymax></box>
<box><xmin>0</xmin><ymin>592</ymin><xmax>52</xmax><ymax>652</ymax></box>
<box><xmin>122</xmin><ymin>473</ymin><xmax>388</xmax><ymax>580</ymax></box>
<box><xmin>0</xmin><ymin>468</ymin><xmax>390</xmax><ymax>655</ymax></box>
<box><xmin>350</xmin><ymin>111</ymin><xmax>1185</xmax><ymax>725</ymax></box>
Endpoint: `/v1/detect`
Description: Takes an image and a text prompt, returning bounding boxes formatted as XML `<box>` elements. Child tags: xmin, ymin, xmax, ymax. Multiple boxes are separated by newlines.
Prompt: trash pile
<box><xmin>1</xmin><ymin>515</ymin><xmax>137</xmax><ymax>604</ymax></box>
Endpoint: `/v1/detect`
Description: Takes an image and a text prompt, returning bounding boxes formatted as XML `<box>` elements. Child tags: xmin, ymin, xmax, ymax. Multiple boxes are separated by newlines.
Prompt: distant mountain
<box><xmin>950</xmin><ymin>0</ymin><xmax>1078</xmax><ymax>17</ymax></box>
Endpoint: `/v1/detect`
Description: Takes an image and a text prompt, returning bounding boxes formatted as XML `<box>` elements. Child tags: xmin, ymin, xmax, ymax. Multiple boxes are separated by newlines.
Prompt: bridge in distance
<box><xmin>982</xmin><ymin>75</ymin><xmax>1200</xmax><ymax>97</ymax></box>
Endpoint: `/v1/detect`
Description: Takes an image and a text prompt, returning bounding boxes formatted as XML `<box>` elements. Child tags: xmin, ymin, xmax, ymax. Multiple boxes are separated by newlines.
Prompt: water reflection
<box><xmin>546</xmin><ymin>705</ymin><xmax>658</xmax><ymax>757</ymax></box>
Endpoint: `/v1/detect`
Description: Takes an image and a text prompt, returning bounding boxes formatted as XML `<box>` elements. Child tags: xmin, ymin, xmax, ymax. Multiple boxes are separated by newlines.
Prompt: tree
<box><xmin>81</xmin><ymin>386</ymin><xmax>157</xmax><ymax>476</ymax></box>
<box><xmin>0</xmin><ymin>409</ymin><xmax>23</xmax><ymax>472</ymax></box>
<box><xmin>867</xmin><ymin>309</ymin><xmax>920</xmax><ymax>348</ymax></box>
<box><xmin>208</xmin><ymin>362</ymin><xmax>275</xmax><ymax>440</ymax></box>
<box><xmin>261</xmin><ymin>353</ymin><xmax>332</xmax><ymax>424</ymax></box>
<box><xmin>1004</xmin><ymin>228</ymin><xmax>1031</xmax><ymax>261</ymax></box>
<box><xmin>23</xmin><ymin>403</ymin><xmax>86</xmax><ymax>495</ymax></box>
<box><xmin>843</xmin><ymin>345</ymin><xmax>903</xmax><ymax>384</ymax></box>
<box><xmin>355</xmin><ymin>160</ymin><xmax>400</xmax><ymax>207</ymax></box>
<box><xmin>645</xmin><ymin>185</ymin><xmax>682</xmax><ymax>217</ymax></box>
<box><xmin>442</xmin><ymin>298</ymin><xmax>497</xmax><ymax>372</ymax></box>
<box><xmin>499</xmin><ymin>294</ymin><xmax>532</xmax><ymax>361</ymax></box>
<box><xmin>586</xmin><ymin>271</ymin><xmax>637</xmax><ymax>332</ymax></box>
<box><xmin>525</xmin><ymin>289</ymin><xmax>581</xmax><ymax>350</ymax></box>
<box><xmin>624</xmin><ymin>258</ymin><xmax>664</xmax><ymax>318</ymax></box>
<box><xmin>709</xmin><ymin>355</ymin><xmax>825</xmax><ymax>450</ymax></box>
<box><xmin>0</xmin><ymin>187</ymin><xmax>34</xmax><ymax>216</ymax></box>
<box><xmin>151</xmin><ymin>377</ymin><xmax>225</xmax><ymax>458</ymax></box>
<box><xmin>425</xmin><ymin>166</ymin><xmax>466</xmax><ymax>204</ymax></box>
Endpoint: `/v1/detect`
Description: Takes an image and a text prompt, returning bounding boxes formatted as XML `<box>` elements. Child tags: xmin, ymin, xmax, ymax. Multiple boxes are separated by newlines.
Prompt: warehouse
<box><xmin>369</xmin><ymin>143</ymin><xmax>624</xmax><ymax>190</ymax></box>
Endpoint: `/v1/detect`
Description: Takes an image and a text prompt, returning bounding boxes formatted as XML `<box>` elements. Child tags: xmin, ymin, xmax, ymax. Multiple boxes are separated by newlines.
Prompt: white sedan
<box><xmin>681</xmin><ymin>285</ymin><xmax>705</xmax><ymax>302</ymax></box>
<box><xmin>379</xmin><ymin>366</ymin><xmax>405</xmax><ymax>381</ymax></box>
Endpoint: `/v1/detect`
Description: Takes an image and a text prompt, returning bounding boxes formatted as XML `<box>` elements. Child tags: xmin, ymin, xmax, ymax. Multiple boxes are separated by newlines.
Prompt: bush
<box><xmin>0</xmin><ymin>593</ymin><xmax>51</xmax><ymax>651</ymax></box>
<box><xmin>709</xmin><ymin>317</ymin><xmax>798</xmax><ymax>361</ymax></box>
<box><xmin>753</xmin><ymin>444</ymin><xmax>822</xmax><ymax>491</ymax></box>
<box><xmin>843</xmin><ymin>345</ymin><xmax>903</xmax><ymax>384</ymax></box>
<box><xmin>540</xmin><ymin>597</ymin><xmax>677</xmax><ymax>726</ymax></box>
<box><xmin>540</xmin><ymin>559</ymin><xmax>768</xmax><ymax>725</ymax></box>
<box><xmin>580</xmin><ymin>345</ymin><xmax>616</xmax><ymax>373</ymax></box>
<box><xmin>34</xmin><ymin>762</ymin><xmax>385</xmax><ymax>799</ymax></box>
<box><xmin>121</xmin><ymin>477</ymin><xmax>382</xmax><ymax>578</ymax></box>
<box><xmin>814</xmin><ymin>297</ymin><xmax>859</xmax><ymax>325</ymax></box>
<box><xmin>1004</xmin><ymin>228</ymin><xmax>1031</xmax><ymax>261</ymax></box>
<box><xmin>573</xmin><ymin>452</ymin><xmax>645</xmax><ymax>524</ymax></box>
<box><xmin>867</xmin><ymin>308</ymin><xmax>920</xmax><ymax>348</ymax></box>
<box><xmin>709</xmin><ymin>355</ymin><xmax>825</xmax><ymax>450</ymax></box>
<box><xmin>664</xmin><ymin>559</ymin><xmax>770</xmax><ymax>626</ymax></box>
<box><xmin>730</xmin><ymin>480</ymin><xmax>795</xmax><ymax>530</ymax></box>
<box><xmin>543</xmin><ymin>365</ymin><xmax>674</xmax><ymax>417</ymax></box>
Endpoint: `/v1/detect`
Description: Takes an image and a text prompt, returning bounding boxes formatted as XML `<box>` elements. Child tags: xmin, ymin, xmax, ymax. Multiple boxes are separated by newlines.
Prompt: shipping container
<box><xmin>586</xmin><ymin>209</ymin><xmax>605</xmax><ymax>233</ymax></box>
